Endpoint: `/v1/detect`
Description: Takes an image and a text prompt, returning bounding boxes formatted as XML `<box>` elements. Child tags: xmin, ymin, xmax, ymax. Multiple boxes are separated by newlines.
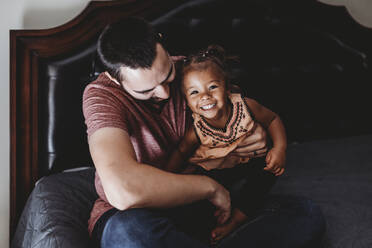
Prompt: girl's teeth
<box><xmin>201</xmin><ymin>104</ymin><xmax>215</xmax><ymax>110</ymax></box>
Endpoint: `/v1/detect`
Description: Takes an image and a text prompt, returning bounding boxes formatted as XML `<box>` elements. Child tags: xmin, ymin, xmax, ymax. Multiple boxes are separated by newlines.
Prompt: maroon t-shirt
<box><xmin>82</xmin><ymin>71</ymin><xmax>190</xmax><ymax>234</ymax></box>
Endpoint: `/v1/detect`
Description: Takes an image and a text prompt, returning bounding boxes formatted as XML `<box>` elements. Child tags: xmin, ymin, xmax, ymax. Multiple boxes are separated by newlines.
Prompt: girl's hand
<box><xmin>264</xmin><ymin>147</ymin><xmax>286</xmax><ymax>176</ymax></box>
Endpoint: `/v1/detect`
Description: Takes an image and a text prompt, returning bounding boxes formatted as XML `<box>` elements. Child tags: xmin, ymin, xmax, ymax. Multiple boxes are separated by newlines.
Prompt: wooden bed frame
<box><xmin>9</xmin><ymin>0</ymin><xmax>186</xmax><ymax>238</ymax></box>
<box><xmin>10</xmin><ymin>0</ymin><xmax>372</xmax><ymax>245</ymax></box>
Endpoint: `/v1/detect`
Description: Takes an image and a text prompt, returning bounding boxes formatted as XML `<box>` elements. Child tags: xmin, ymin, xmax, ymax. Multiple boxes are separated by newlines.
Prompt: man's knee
<box><xmin>101</xmin><ymin>208</ymin><xmax>173</xmax><ymax>248</ymax></box>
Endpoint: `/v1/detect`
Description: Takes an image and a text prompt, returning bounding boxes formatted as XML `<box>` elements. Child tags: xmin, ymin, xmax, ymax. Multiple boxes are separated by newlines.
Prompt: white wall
<box><xmin>318</xmin><ymin>0</ymin><xmax>372</xmax><ymax>28</ymax></box>
<box><xmin>0</xmin><ymin>0</ymin><xmax>91</xmax><ymax>246</ymax></box>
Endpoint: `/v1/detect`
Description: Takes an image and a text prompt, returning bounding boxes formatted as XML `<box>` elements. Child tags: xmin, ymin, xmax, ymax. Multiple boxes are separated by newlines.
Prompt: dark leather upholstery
<box><xmin>38</xmin><ymin>42</ymin><xmax>98</xmax><ymax>174</ymax></box>
<box><xmin>38</xmin><ymin>0</ymin><xmax>372</xmax><ymax>175</ymax></box>
<box><xmin>12</xmin><ymin>168</ymin><xmax>97</xmax><ymax>248</ymax></box>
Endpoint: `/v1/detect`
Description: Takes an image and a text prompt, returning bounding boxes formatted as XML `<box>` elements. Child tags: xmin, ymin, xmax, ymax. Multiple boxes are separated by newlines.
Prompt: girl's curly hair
<box><xmin>180</xmin><ymin>44</ymin><xmax>239</xmax><ymax>83</ymax></box>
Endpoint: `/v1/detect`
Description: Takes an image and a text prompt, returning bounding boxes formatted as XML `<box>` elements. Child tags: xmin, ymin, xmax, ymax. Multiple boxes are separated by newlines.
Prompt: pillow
<box><xmin>11</xmin><ymin>168</ymin><xmax>98</xmax><ymax>248</ymax></box>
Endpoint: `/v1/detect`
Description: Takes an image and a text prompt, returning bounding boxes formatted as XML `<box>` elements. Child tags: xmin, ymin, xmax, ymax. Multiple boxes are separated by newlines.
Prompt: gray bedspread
<box><xmin>272</xmin><ymin>134</ymin><xmax>372</xmax><ymax>248</ymax></box>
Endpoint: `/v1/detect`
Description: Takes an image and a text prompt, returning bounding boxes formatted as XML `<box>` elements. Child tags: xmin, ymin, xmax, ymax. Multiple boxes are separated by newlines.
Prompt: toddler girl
<box><xmin>165</xmin><ymin>45</ymin><xmax>287</xmax><ymax>245</ymax></box>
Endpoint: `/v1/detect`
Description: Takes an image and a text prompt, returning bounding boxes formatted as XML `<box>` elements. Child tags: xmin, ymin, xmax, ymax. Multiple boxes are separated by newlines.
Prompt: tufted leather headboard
<box><xmin>10</xmin><ymin>0</ymin><xmax>372</xmax><ymax>238</ymax></box>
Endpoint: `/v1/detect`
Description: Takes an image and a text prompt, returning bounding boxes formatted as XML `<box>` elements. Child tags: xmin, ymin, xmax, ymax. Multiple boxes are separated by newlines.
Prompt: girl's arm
<box><xmin>245</xmin><ymin>98</ymin><xmax>287</xmax><ymax>176</ymax></box>
<box><xmin>244</xmin><ymin>98</ymin><xmax>287</xmax><ymax>151</ymax></box>
<box><xmin>164</xmin><ymin>126</ymin><xmax>200</xmax><ymax>173</ymax></box>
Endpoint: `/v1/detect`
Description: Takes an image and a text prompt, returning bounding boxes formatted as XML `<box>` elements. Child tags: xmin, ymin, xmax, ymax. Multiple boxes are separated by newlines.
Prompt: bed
<box><xmin>10</xmin><ymin>0</ymin><xmax>372</xmax><ymax>247</ymax></box>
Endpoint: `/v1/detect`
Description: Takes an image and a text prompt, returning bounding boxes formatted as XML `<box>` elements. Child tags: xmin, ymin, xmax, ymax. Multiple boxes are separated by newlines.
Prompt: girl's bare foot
<box><xmin>210</xmin><ymin>208</ymin><xmax>248</xmax><ymax>245</ymax></box>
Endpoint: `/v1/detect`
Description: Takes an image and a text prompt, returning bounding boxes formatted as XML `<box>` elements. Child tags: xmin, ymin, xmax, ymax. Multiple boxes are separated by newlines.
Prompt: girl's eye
<box><xmin>190</xmin><ymin>90</ymin><xmax>198</xmax><ymax>95</ymax></box>
<box><xmin>209</xmin><ymin>85</ymin><xmax>218</xmax><ymax>90</ymax></box>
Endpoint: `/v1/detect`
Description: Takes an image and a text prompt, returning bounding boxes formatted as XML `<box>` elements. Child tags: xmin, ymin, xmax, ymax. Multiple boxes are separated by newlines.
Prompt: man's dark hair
<box><xmin>97</xmin><ymin>16</ymin><xmax>161</xmax><ymax>81</ymax></box>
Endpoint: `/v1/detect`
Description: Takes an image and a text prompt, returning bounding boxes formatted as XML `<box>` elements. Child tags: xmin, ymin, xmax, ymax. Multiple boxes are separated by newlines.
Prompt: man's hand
<box><xmin>231</xmin><ymin>123</ymin><xmax>268</xmax><ymax>158</ymax></box>
<box><xmin>207</xmin><ymin>180</ymin><xmax>231</xmax><ymax>224</ymax></box>
<box><xmin>201</xmin><ymin>124</ymin><xmax>269</xmax><ymax>170</ymax></box>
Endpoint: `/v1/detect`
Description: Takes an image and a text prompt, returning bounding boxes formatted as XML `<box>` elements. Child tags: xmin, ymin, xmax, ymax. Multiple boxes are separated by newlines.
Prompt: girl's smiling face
<box><xmin>182</xmin><ymin>64</ymin><xmax>230</xmax><ymax>128</ymax></box>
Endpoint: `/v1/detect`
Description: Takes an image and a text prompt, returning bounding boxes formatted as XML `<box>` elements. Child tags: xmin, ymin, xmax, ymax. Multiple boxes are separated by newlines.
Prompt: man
<box><xmin>83</xmin><ymin>17</ymin><xmax>325</xmax><ymax>247</ymax></box>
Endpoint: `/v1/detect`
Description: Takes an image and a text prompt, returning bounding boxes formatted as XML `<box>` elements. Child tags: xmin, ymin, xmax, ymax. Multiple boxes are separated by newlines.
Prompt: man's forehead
<box><xmin>120</xmin><ymin>66</ymin><xmax>157</xmax><ymax>88</ymax></box>
<box><xmin>122</xmin><ymin>63</ymin><xmax>173</xmax><ymax>92</ymax></box>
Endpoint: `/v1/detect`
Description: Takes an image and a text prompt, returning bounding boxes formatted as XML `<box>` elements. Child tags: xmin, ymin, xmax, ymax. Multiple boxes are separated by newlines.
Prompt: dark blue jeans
<box><xmin>92</xmin><ymin>160</ymin><xmax>326</xmax><ymax>247</ymax></box>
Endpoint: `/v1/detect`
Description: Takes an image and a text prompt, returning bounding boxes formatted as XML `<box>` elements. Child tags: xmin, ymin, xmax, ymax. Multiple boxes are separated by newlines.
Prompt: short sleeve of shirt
<box><xmin>82</xmin><ymin>77</ymin><xmax>129</xmax><ymax>138</ymax></box>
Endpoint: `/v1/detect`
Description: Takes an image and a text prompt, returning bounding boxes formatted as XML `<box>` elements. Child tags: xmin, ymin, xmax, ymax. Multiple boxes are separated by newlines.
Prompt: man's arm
<box><xmin>89</xmin><ymin>127</ymin><xmax>231</xmax><ymax>222</ymax></box>
<box><xmin>164</xmin><ymin>126</ymin><xmax>199</xmax><ymax>173</ymax></box>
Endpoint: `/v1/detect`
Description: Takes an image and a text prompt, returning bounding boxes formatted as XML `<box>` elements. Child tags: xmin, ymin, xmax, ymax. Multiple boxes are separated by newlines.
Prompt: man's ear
<box><xmin>104</xmin><ymin>71</ymin><xmax>121</xmax><ymax>86</ymax></box>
